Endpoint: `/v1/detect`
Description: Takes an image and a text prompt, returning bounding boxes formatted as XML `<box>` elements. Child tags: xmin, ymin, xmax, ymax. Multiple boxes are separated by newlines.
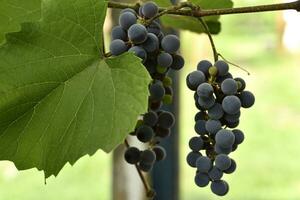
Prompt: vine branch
<box><xmin>108</xmin><ymin>1</ymin><xmax>300</xmax><ymax>17</ymax></box>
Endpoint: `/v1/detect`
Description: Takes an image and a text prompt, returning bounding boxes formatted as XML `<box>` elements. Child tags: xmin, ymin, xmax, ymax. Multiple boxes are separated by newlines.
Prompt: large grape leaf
<box><xmin>0</xmin><ymin>0</ymin><xmax>41</xmax><ymax>44</ymax></box>
<box><xmin>154</xmin><ymin>0</ymin><xmax>233</xmax><ymax>34</ymax></box>
<box><xmin>0</xmin><ymin>0</ymin><xmax>151</xmax><ymax>178</ymax></box>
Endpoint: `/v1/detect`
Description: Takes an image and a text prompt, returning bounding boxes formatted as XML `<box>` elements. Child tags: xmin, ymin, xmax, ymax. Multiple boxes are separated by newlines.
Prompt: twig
<box><xmin>108</xmin><ymin>0</ymin><xmax>300</xmax><ymax>17</ymax></box>
<box><xmin>218</xmin><ymin>53</ymin><xmax>250</xmax><ymax>75</ymax></box>
<box><xmin>124</xmin><ymin>139</ymin><xmax>155</xmax><ymax>199</ymax></box>
<box><xmin>198</xmin><ymin>18</ymin><xmax>218</xmax><ymax>62</ymax></box>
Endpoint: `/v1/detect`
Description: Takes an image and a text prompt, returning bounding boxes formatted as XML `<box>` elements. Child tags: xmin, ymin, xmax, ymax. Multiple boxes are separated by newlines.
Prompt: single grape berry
<box><xmin>208</xmin><ymin>103</ymin><xmax>224</xmax><ymax>120</ymax></box>
<box><xmin>161</xmin><ymin>35</ymin><xmax>180</xmax><ymax>53</ymax></box>
<box><xmin>187</xmin><ymin>151</ymin><xmax>202</xmax><ymax>168</ymax></box>
<box><xmin>189</xmin><ymin>137</ymin><xmax>204</xmax><ymax>151</ymax></box>
<box><xmin>136</xmin><ymin>125</ymin><xmax>154</xmax><ymax>143</ymax></box>
<box><xmin>210</xmin><ymin>180</ymin><xmax>229</xmax><ymax>196</ymax></box>
<box><xmin>110</xmin><ymin>39</ymin><xmax>127</xmax><ymax>56</ymax></box>
<box><xmin>140</xmin><ymin>149</ymin><xmax>156</xmax><ymax>165</ymax></box>
<box><xmin>215</xmin><ymin>60</ymin><xmax>229</xmax><ymax>76</ymax></box>
<box><xmin>196</xmin><ymin>156</ymin><xmax>212</xmax><ymax>173</ymax></box>
<box><xmin>157</xmin><ymin>52</ymin><xmax>173</xmax><ymax>68</ymax></box>
<box><xmin>194</xmin><ymin>120</ymin><xmax>208</xmax><ymax>135</ymax></box>
<box><xmin>170</xmin><ymin>54</ymin><xmax>185</xmax><ymax>70</ymax></box>
<box><xmin>124</xmin><ymin>147</ymin><xmax>141</xmax><ymax>164</ymax></box>
<box><xmin>224</xmin><ymin>159</ymin><xmax>236</xmax><ymax>174</ymax></box>
<box><xmin>194</xmin><ymin>111</ymin><xmax>206</xmax><ymax>121</ymax></box>
<box><xmin>142</xmin><ymin>33</ymin><xmax>159</xmax><ymax>53</ymax></box>
<box><xmin>153</xmin><ymin>146</ymin><xmax>167</xmax><ymax>161</ymax></box>
<box><xmin>142</xmin><ymin>2</ymin><xmax>159</xmax><ymax>19</ymax></box>
<box><xmin>155</xmin><ymin>126</ymin><xmax>171</xmax><ymax>138</ymax></box>
<box><xmin>186</xmin><ymin>71</ymin><xmax>206</xmax><ymax>91</ymax></box>
<box><xmin>128</xmin><ymin>24</ymin><xmax>148</xmax><ymax>44</ymax></box>
<box><xmin>215</xmin><ymin>129</ymin><xmax>235</xmax><ymax>148</ymax></box>
<box><xmin>195</xmin><ymin>173</ymin><xmax>210</xmax><ymax>187</ymax></box>
<box><xmin>197</xmin><ymin>60</ymin><xmax>212</xmax><ymax>76</ymax></box>
<box><xmin>149</xmin><ymin>82</ymin><xmax>165</xmax><ymax>101</ymax></box>
<box><xmin>197</xmin><ymin>83</ymin><xmax>214</xmax><ymax>98</ymax></box>
<box><xmin>214</xmin><ymin>145</ymin><xmax>232</xmax><ymax>155</ymax></box>
<box><xmin>197</xmin><ymin>95</ymin><xmax>215</xmax><ymax>110</ymax></box>
<box><xmin>222</xmin><ymin>95</ymin><xmax>241</xmax><ymax>114</ymax></box>
<box><xmin>232</xmin><ymin>129</ymin><xmax>245</xmax><ymax>145</ymax></box>
<box><xmin>157</xmin><ymin>111</ymin><xmax>175</xmax><ymax>129</ymax></box>
<box><xmin>111</xmin><ymin>25</ymin><xmax>127</xmax><ymax>41</ymax></box>
<box><xmin>138</xmin><ymin>162</ymin><xmax>153</xmax><ymax>172</ymax></box>
<box><xmin>128</xmin><ymin>46</ymin><xmax>147</xmax><ymax>63</ymax></box>
<box><xmin>234</xmin><ymin>77</ymin><xmax>246</xmax><ymax>91</ymax></box>
<box><xmin>215</xmin><ymin>154</ymin><xmax>232</xmax><ymax>171</ymax></box>
<box><xmin>143</xmin><ymin>111</ymin><xmax>158</xmax><ymax>126</ymax></box>
<box><xmin>221</xmin><ymin>78</ymin><xmax>238</xmax><ymax>95</ymax></box>
<box><xmin>208</xmin><ymin>166</ymin><xmax>223</xmax><ymax>181</ymax></box>
<box><xmin>205</xmin><ymin>120</ymin><xmax>222</xmax><ymax>135</ymax></box>
<box><xmin>224</xmin><ymin>111</ymin><xmax>241</xmax><ymax>123</ymax></box>
<box><xmin>238</xmin><ymin>91</ymin><xmax>255</xmax><ymax>108</ymax></box>
<box><xmin>119</xmin><ymin>12</ymin><xmax>137</xmax><ymax>30</ymax></box>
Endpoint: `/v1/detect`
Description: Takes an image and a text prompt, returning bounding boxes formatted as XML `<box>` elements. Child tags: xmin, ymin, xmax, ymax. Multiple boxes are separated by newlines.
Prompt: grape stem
<box><xmin>124</xmin><ymin>139</ymin><xmax>156</xmax><ymax>199</ymax></box>
<box><xmin>108</xmin><ymin>1</ymin><xmax>300</xmax><ymax>17</ymax></box>
<box><xmin>197</xmin><ymin>18</ymin><xmax>218</xmax><ymax>62</ymax></box>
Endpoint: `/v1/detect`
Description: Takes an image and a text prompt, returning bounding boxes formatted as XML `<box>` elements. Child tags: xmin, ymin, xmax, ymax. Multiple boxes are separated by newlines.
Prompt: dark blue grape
<box><xmin>194</xmin><ymin>111</ymin><xmax>206</xmax><ymax>121</ymax></box>
<box><xmin>232</xmin><ymin>129</ymin><xmax>244</xmax><ymax>145</ymax></box>
<box><xmin>147</xmin><ymin>21</ymin><xmax>161</xmax><ymax>36</ymax></box>
<box><xmin>215</xmin><ymin>60</ymin><xmax>229</xmax><ymax>76</ymax></box>
<box><xmin>128</xmin><ymin>46</ymin><xmax>147</xmax><ymax>63</ymax></box>
<box><xmin>221</xmin><ymin>78</ymin><xmax>238</xmax><ymax>95</ymax></box>
<box><xmin>215</xmin><ymin>129</ymin><xmax>235</xmax><ymax>148</ymax></box>
<box><xmin>224</xmin><ymin>159</ymin><xmax>236</xmax><ymax>174</ymax></box>
<box><xmin>189</xmin><ymin>137</ymin><xmax>204</xmax><ymax>151</ymax></box>
<box><xmin>222</xmin><ymin>95</ymin><xmax>241</xmax><ymax>114</ymax></box>
<box><xmin>214</xmin><ymin>144</ymin><xmax>232</xmax><ymax>155</ymax></box>
<box><xmin>215</xmin><ymin>154</ymin><xmax>231</xmax><ymax>171</ymax></box>
<box><xmin>136</xmin><ymin>125</ymin><xmax>154</xmax><ymax>143</ymax></box>
<box><xmin>216</xmin><ymin>73</ymin><xmax>233</xmax><ymax>83</ymax></box>
<box><xmin>110</xmin><ymin>39</ymin><xmax>127</xmax><ymax>56</ymax></box>
<box><xmin>197</xmin><ymin>60</ymin><xmax>212</xmax><ymax>77</ymax></box>
<box><xmin>187</xmin><ymin>151</ymin><xmax>202</xmax><ymax>167</ymax></box>
<box><xmin>119</xmin><ymin>12</ymin><xmax>137</xmax><ymax>30</ymax></box>
<box><xmin>142</xmin><ymin>33</ymin><xmax>159</xmax><ymax>53</ymax></box>
<box><xmin>194</xmin><ymin>120</ymin><xmax>208</xmax><ymax>135</ymax></box>
<box><xmin>111</xmin><ymin>25</ymin><xmax>127</xmax><ymax>41</ymax></box>
<box><xmin>208</xmin><ymin>166</ymin><xmax>223</xmax><ymax>181</ymax></box>
<box><xmin>224</xmin><ymin>111</ymin><xmax>240</xmax><ymax>123</ymax></box>
<box><xmin>196</xmin><ymin>156</ymin><xmax>212</xmax><ymax>173</ymax></box>
<box><xmin>186</xmin><ymin>71</ymin><xmax>206</xmax><ymax>91</ymax></box>
<box><xmin>138</xmin><ymin>162</ymin><xmax>153</xmax><ymax>172</ymax></box>
<box><xmin>142</xmin><ymin>2</ymin><xmax>158</xmax><ymax>18</ymax></box>
<box><xmin>195</xmin><ymin>173</ymin><xmax>210</xmax><ymax>187</ymax></box>
<box><xmin>210</xmin><ymin>180</ymin><xmax>229</xmax><ymax>196</ymax></box>
<box><xmin>198</xmin><ymin>96</ymin><xmax>215</xmax><ymax>109</ymax></box>
<box><xmin>155</xmin><ymin>126</ymin><xmax>171</xmax><ymax>138</ymax></box>
<box><xmin>149</xmin><ymin>81</ymin><xmax>165</xmax><ymax>101</ymax></box>
<box><xmin>226</xmin><ymin>120</ymin><xmax>240</xmax><ymax>128</ymax></box>
<box><xmin>205</xmin><ymin>119</ymin><xmax>222</xmax><ymax>135</ymax></box>
<box><xmin>157</xmin><ymin>52</ymin><xmax>173</xmax><ymax>67</ymax></box>
<box><xmin>234</xmin><ymin>77</ymin><xmax>246</xmax><ymax>91</ymax></box>
<box><xmin>124</xmin><ymin>147</ymin><xmax>141</xmax><ymax>164</ymax></box>
<box><xmin>158</xmin><ymin>111</ymin><xmax>175</xmax><ymax>129</ymax></box>
<box><xmin>238</xmin><ymin>91</ymin><xmax>255</xmax><ymax>108</ymax></box>
<box><xmin>208</xmin><ymin>103</ymin><xmax>224</xmax><ymax>120</ymax></box>
<box><xmin>143</xmin><ymin>111</ymin><xmax>158</xmax><ymax>126</ymax></box>
<box><xmin>153</xmin><ymin>146</ymin><xmax>166</xmax><ymax>161</ymax></box>
<box><xmin>170</xmin><ymin>54</ymin><xmax>184</xmax><ymax>70</ymax></box>
<box><xmin>128</xmin><ymin>24</ymin><xmax>148</xmax><ymax>44</ymax></box>
<box><xmin>197</xmin><ymin>83</ymin><xmax>214</xmax><ymax>98</ymax></box>
<box><xmin>140</xmin><ymin>149</ymin><xmax>156</xmax><ymax>165</ymax></box>
<box><xmin>161</xmin><ymin>35</ymin><xmax>180</xmax><ymax>53</ymax></box>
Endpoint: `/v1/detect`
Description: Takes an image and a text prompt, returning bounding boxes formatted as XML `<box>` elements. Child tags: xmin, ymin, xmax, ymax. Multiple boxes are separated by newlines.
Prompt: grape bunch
<box><xmin>116</xmin><ymin>2</ymin><xmax>184</xmax><ymax>172</ymax></box>
<box><xmin>110</xmin><ymin>1</ymin><xmax>184</xmax><ymax>79</ymax></box>
<box><xmin>186</xmin><ymin>60</ymin><xmax>255</xmax><ymax>196</ymax></box>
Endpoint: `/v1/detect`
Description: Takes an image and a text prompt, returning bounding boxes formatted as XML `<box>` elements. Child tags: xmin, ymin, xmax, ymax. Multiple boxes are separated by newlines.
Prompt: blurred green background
<box><xmin>1</xmin><ymin>0</ymin><xmax>300</xmax><ymax>199</ymax></box>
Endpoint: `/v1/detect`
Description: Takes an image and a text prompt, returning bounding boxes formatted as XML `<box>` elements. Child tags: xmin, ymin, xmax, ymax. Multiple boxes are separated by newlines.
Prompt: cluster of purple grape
<box><xmin>186</xmin><ymin>60</ymin><xmax>255</xmax><ymax>196</ymax></box>
<box><xmin>115</xmin><ymin>2</ymin><xmax>184</xmax><ymax>172</ymax></box>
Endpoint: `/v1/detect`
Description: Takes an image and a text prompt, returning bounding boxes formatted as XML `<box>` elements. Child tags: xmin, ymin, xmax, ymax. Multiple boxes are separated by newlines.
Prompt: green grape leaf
<box><xmin>0</xmin><ymin>0</ymin><xmax>151</xmax><ymax>178</ymax></box>
<box><xmin>0</xmin><ymin>0</ymin><xmax>41</xmax><ymax>44</ymax></box>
